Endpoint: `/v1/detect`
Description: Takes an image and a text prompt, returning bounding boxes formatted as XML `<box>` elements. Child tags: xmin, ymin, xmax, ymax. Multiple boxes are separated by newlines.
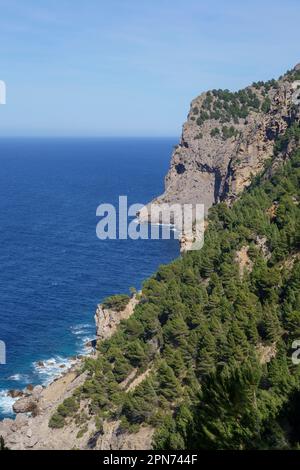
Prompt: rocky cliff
<box><xmin>139</xmin><ymin>64</ymin><xmax>300</xmax><ymax>226</ymax></box>
<box><xmin>1</xmin><ymin>64</ymin><xmax>300</xmax><ymax>451</ymax></box>
<box><xmin>94</xmin><ymin>295</ymin><xmax>138</xmax><ymax>340</ymax></box>
<box><xmin>0</xmin><ymin>295</ymin><xmax>143</xmax><ymax>450</ymax></box>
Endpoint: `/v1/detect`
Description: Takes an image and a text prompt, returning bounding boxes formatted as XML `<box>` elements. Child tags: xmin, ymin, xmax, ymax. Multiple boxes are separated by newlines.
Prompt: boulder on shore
<box><xmin>13</xmin><ymin>397</ymin><xmax>38</xmax><ymax>414</ymax></box>
<box><xmin>8</xmin><ymin>389</ymin><xmax>24</xmax><ymax>399</ymax></box>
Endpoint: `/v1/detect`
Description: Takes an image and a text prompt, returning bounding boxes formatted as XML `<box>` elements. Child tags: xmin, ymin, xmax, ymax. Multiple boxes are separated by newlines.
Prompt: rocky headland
<box><xmin>0</xmin><ymin>295</ymin><xmax>145</xmax><ymax>450</ymax></box>
<box><xmin>138</xmin><ymin>64</ymin><xmax>300</xmax><ymax>250</ymax></box>
<box><xmin>1</xmin><ymin>64</ymin><xmax>300</xmax><ymax>450</ymax></box>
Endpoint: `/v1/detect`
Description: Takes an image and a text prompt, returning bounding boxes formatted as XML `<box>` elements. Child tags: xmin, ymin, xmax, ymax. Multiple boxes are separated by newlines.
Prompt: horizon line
<box><xmin>0</xmin><ymin>135</ymin><xmax>179</xmax><ymax>139</ymax></box>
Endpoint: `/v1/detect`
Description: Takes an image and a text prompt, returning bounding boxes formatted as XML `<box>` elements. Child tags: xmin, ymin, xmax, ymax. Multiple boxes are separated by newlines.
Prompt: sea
<box><xmin>0</xmin><ymin>137</ymin><xmax>179</xmax><ymax>418</ymax></box>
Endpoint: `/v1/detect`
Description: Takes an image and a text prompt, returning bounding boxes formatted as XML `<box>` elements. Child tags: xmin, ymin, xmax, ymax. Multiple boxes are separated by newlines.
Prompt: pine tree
<box><xmin>157</xmin><ymin>361</ymin><xmax>181</xmax><ymax>400</ymax></box>
<box><xmin>197</xmin><ymin>330</ymin><xmax>217</xmax><ymax>377</ymax></box>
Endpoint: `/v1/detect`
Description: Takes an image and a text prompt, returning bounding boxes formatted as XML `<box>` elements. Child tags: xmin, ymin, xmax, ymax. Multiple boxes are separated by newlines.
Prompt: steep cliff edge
<box><xmin>0</xmin><ymin>295</ymin><xmax>143</xmax><ymax>450</ymax></box>
<box><xmin>95</xmin><ymin>295</ymin><xmax>138</xmax><ymax>340</ymax></box>
<box><xmin>139</xmin><ymin>64</ymin><xmax>300</xmax><ymax>225</ymax></box>
<box><xmin>2</xmin><ymin>64</ymin><xmax>300</xmax><ymax>451</ymax></box>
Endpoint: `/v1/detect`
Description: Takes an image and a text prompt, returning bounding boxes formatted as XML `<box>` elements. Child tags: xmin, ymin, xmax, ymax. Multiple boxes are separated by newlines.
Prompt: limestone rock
<box><xmin>8</xmin><ymin>389</ymin><xmax>24</xmax><ymax>398</ymax></box>
<box><xmin>26</xmin><ymin>435</ymin><xmax>39</xmax><ymax>448</ymax></box>
<box><xmin>95</xmin><ymin>295</ymin><xmax>138</xmax><ymax>340</ymax></box>
<box><xmin>138</xmin><ymin>68</ymin><xmax>300</xmax><ymax>252</ymax></box>
<box><xmin>13</xmin><ymin>396</ymin><xmax>38</xmax><ymax>414</ymax></box>
<box><xmin>94</xmin><ymin>420</ymin><xmax>154</xmax><ymax>450</ymax></box>
<box><xmin>32</xmin><ymin>385</ymin><xmax>43</xmax><ymax>399</ymax></box>
<box><xmin>256</xmin><ymin>343</ymin><xmax>277</xmax><ymax>364</ymax></box>
<box><xmin>1</xmin><ymin>64</ymin><xmax>300</xmax><ymax>451</ymax></box>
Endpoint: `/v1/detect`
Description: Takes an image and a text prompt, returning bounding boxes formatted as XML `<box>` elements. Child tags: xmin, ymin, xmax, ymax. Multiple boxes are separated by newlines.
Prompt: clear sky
<box><xmin>0</xmin><ymin>0</ymin><xmax>299</xmax><ymax>137</ymax></box>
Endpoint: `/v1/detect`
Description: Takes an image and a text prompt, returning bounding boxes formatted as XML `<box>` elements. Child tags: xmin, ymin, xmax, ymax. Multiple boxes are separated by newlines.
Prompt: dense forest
<box><xmin>49</xmin><ymin>122</ymin><xmax>300</xmax><ymax>450</ymax></box>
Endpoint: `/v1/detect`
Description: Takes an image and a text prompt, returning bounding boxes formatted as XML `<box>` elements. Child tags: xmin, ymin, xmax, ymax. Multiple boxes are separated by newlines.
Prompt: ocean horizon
<box><xmin>0</xmin><ymin>137</ymin><xmax>179</xmax><ymax>418</ymax></box>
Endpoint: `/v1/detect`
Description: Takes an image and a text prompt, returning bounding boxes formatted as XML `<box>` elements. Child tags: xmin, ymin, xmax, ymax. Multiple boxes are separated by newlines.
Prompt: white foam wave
<box><xmin>81</xmin><ymin>336</ymin><xmax>94</xmax><ymax>343</ymax></box>
<box><xmin>33</xmin><ymin>356</ymin><xmax>78</xmax><ymax>386</ymax></box>
<box><xmin>0</xmin><ymin>390</ymin><xmax>15</xmax><ymax>416</ymax></box>
<box><xmin>1</xmin><ymin>326</ymin><xmax>95</xmax><ymax>418</ymax></box>
<box><xmin>150</xmin><ymin>222</ymin><xmax>175</xmax><ymax>227</ymax></box>
<box><xmin>75</xmin><ymin>335</ymin><xmax>95</xmax><ymax>355</ymax></box>
<box><xmin>132</xmin><ymin>219</ymin><xmax>176</xmax><ymax>228</ymax></box>
<box><xmin>7</xmin><ymin>373</ymin><xmax>30</xmax><ymax>383</ymax></box>
<box><xmin>70</xmin><ymin>323</ymin><xmax>92</xmax><ymax>336</ymax></box>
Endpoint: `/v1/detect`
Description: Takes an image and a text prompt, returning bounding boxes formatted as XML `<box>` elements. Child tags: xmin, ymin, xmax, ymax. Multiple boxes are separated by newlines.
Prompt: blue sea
<box><xmin>0</xmin><ymin>138</ymin><xmax>179</xmax><ymax>418</ymax></box>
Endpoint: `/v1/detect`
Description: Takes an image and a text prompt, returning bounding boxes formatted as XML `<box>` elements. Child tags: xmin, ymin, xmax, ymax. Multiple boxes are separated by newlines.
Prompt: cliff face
<box><xmin>0</xmin><ymin>295</ymin><xmax>144</xmax><ymax>450</ymax></box>
<box><xmin>0</xmin><ymin>371</ymin><xmax>89</xmax><ymax>450</ymax></box>
<box><xmin>1</xmin><ymin>64</ymin><xmax>300</xmax><ymax>452</ymax></box>
<box><xmin>94</xmin><ymin>296</ymin><xmax>138</xmax><ymax>340</ymax></box>
<box><xmin>139</xmin><ymin>64</ymin><xmax>300</xmax><ymax>224</ymax></box>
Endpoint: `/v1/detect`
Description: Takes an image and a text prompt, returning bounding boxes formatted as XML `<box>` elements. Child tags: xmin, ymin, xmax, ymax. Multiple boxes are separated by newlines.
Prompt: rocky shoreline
<box><xmin>1</xmin><ymin>347</ymin><xmax>92</xmax><ymax>417</ymax></box>
<box><xmin>0</xmin><ymin>367</ymin><xmax>89</xmax><ymax>449</ymax></box>
<box><xmin>138</xmin><ymin>64</ymin><xmax>300</xmax><ymax>252</ymax></box>
<box><xmin>0</xmin><ymin>295</ymin><xmax>140</xmax><ymax>450</ymax></box>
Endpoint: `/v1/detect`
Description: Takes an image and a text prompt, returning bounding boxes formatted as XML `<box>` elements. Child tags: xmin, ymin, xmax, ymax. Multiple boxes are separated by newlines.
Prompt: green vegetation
<box><xmin>210</xmin><ymin>126</ymin><xmax>239</xmax><ymax>140</ymax></box>
<box><xmin>274</xmin><ymin>123</ymin><xmax>300</xmax><ymax>155</ymax></box>
<box><xmin>252</xmin><ymin>79</ymin><xmax>279</xmax><ymax>93</ymax></box>
<box><xmin>102</xmin><ymin>294</ymin><xmax>130</xmax><ymax>312</ymax></box>
<box><xmin>285</xmin><ymin>68</ymin><xmax>300</xmax><ymax>82</ymax></box>
<box><xmin>195</xmin><ymin>88</ymin><xmax>262</xmax><ymax>126</ymax></box>
<box><xmin>0</xmin><ymin>436</ymin><xmax>9</xmax><ymax>451</ymax></box>
<box><xmin>49</xmin><ymin>397</ymin><xmax>79</xmax><ymax>429</ymax></box>
<box><xmin>49</xmin><ymin>123</ymin><xmax>300</xmax><ymax>449</ymax></box>
<box><xmin>210</xmin><ymin>128</ymin><xmax>220</xmax><ymax>138</ymax></box>
<box><xmin>76</xmin><ymin>426</ymin><xmax>88</xmax><ymax>439</ymax></box>
<box><xmin>192</xmin><ymin>70</ymin><xmax>300</xmax><ymax>130</ymax></box>
<box><xmin>222</xmin><ymin>125</ymin><xmax>239</xmax><ymax>140</ymax></box>
<box><xmin>261</xmin><ymin>97</ymin><xmax>271</xmax><ymax>113</ymax></box>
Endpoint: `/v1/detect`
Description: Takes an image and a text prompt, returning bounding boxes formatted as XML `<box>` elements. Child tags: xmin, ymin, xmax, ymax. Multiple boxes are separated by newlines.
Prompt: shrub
<box><xmin>102</xmin><ymin>294</ymin><xmax>130</xmax><ymax>312</ymax></box>
<box><xmin>222</xmin><ymin>126</ymin><xmax>239</xmax><ymax>140</ymax></box>
<box><xmin>48</xmin><ymin>397</ymin><xmax>79</xmax><ymax>428</ymax></box>
<box><xmin>210</xmin><ymin>128</ymin><xmax>220</xmax><ymax>137</ymax></box>
<box><xmin>0</xmin><ymin>436</ymin><xmax>9</xmax><ymax>450</ymax></box>
<box><xmin>49</xmin><ymin>412</ymin><xmax>65</xmax><ymax>429</ymax></box>
<box><xmin>261</xmin><ymin>97</ymin><xmax>271</xmax><ymax>113</ymax></box>
<box><xmin>76</xmin><ymin>426</ymin><xmax>88</xmax><ymax>439</ymax></box>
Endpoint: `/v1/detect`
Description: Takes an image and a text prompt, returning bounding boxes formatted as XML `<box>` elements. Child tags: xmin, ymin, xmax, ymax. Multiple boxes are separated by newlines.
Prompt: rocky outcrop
<box><xmin>0</xmin><ymin>296</ymin><xmax>142</xmax><ymax>450</ymax></box>
<box><xmin>12</xmin><ymin>385</ymin><xmax>43</xmax><ymax>414</ymax></box>
<box><xmin>2</xmin><ymin>64</ymin><xmax>299</xmax><ymax>451</ymax></box>
<box><xmin>95</xmin><ymin>295</ymin><xmax>139</xmax><ymax>340</ymax></box>
<box><xmin>0</xmin><ymin>370</ymin><xmax>88</xmax><ymax>449</ymax></box>
<box><xmin>13</xmin><ymin>397</ymin><xmax>38</xmax><ymax>415</ymax></box>
<box><xmin>8</xmin><ymin>390</ymin><xmax>24</xmax><ymax>399</ymax></box>
<box><xmin>139</xmin><ymin>64</ymin><xmax>300</xmax><ymax>248</ymax></box>
<box><xmin>94</xmin><ymin>421</ymin><xmax>154</xmax><ymax>450</ymax></box>
<box><xmin>256</xmin><ymin>343</ymin><xmax>277</xmax><ymax>365</ymax></box>
<box><xmin>0</xmin><ymin>361</ymin><xmax>154</xmax><ymax>451</ymax></box>
<box><xmin>235</xmin><ymin>246</ymin><xmax>253</xmax><ymax>278</ymax></box>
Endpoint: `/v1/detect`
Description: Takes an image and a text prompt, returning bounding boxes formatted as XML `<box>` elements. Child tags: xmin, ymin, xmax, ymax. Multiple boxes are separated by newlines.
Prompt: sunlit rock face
<box><xmin>139</xmin><ymin>64</ymin><xmax>300</xmax><ymax>226</ymax></box>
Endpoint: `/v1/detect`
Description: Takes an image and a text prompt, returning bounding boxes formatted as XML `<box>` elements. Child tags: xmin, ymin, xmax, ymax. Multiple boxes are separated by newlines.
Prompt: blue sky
<box><xmin>0</xmin><ymin>0</ymin><xmax>299</xmax><ymax>137</ymax></box>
